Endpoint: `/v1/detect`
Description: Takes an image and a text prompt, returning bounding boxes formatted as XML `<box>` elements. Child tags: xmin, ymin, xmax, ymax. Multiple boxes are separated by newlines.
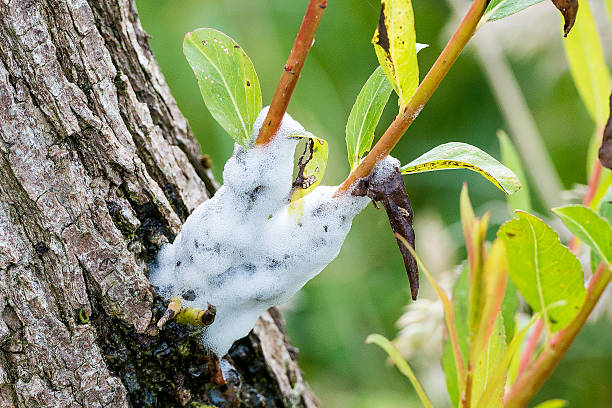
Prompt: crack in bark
<box><xmin>0</xmin><ymin>0</ymin><xmax>318</xmax><ymax>406</ymax></box>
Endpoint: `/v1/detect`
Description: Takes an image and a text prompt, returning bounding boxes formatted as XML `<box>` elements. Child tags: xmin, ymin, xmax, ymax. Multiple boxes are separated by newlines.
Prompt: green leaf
<box><xmin>366</xmin><ymin>334</ymin><xmax>434</xmax><ymax>408</ymax></box>
<box><xmin>472</xmin><ymin>240</ymin><xmax>508</xmax><ymax>361</ymax></box>
<box><xmin>401</xmin><ymin>142</ymin><xmax>521</xmax><ymax>194</ymax></box>
<box><xmin>484</xmin><ymin>0</ymin><xmax>545</xmax><ymax>21</ymax></box>
<box><xmin>590</xmin><ymin>172</ymin><xmax>612</xmax><ymax>211</ymax></box>
<box><xmin>346</xmin><ymin>67</ymin><xmax>393</xmax><ymax>170</ymax></box>
<box><xmin>501</xmin><ymin>278</ymin><xmax>518</xmax><ymax>342</ymax></box>
<box><xmin>452</xmin><ymin>263</ymin><xmax>470</xmax><ymax>360</ymax></box>
<box><xmin>599</xmin><ymin>186</ymin><xmax>612</xmax><ymax>226</ymax></box>
<box><xmin>183</xmin><ymin>28</ymin><xmax>262</xmax><ymax>147</ymax></box>
<box><xmin>563</xmin><ymin>1</ymin><xmax>611</xmax><ymax>127</ymax></box>
<box><xmin>533</xmin><ymin>399</ymin><xmax>568</xmax><ymax>408</ymax></box>
<box><xmin>607</xmin><ymin>0</ymin><xmax>612</xmax><ymax>25</ymax></box>
<box><xmin>288</xmin><ymin>133</ymin><xmax>329</xmax><ymax>216</ymax></box>
<box><xmin>442</xmin><ymin>341</ymin><xmax>460</xmax><ymax>408</ymax></box>
<box><xmin>498</xmin><ymin>211</ymin><xmax>586</xmax><ymax>332</ymax></box>
<box><xmin>441</xmin><ymin>263</ymin><xmax>469</xmax><ymax>407</ymax></box>
<box><xmin>472</xmin><ymin>313</ymin><xmax>506</xmax><ymax>408</ymax></box>
<box><xmin>372</xmin><ymin>0</ymin><xmax>420</xmax><ymax>107</ymax></box>
<box><xmin>398</xmin><ymin>236</ymin><xmax>466</xmax><ymax>395</ymax></box>
<box><xmin>553</xmin><ymin>205</ymin><xmax>612</xmax><ymax>267</ymax></box>
<box><xmin>476</xmin><ymin>313</ymin><xmax>540</xmax><ymax>408</ymax></box>
<box><xmin>498</xmin><ymin>131</ymin><xmax>532</xmax><ymax>214</ymax></box>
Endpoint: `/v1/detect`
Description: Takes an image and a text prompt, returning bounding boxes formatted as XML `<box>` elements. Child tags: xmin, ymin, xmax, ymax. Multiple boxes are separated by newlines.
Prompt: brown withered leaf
<box><xmin>598</xmin><ymin>93</ymin><xmax>612</xmax><ymax>169</ymax></box>
<box><xmin>352</xmin><ymin>164</ymin><xmax>419</xmax><ymax>300</ymax></box>
<box><xmin>551</xmin><ymin>0</ymin><xmax>579</xmax><ymax>37</ymax></box>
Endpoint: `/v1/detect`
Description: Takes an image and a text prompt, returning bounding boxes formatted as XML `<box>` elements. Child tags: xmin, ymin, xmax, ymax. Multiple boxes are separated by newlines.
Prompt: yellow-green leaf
<box><xmin>401</xmin><ymin>142</ymin><xmax>521</xmax><ymax>194</ymax></box>
<box><xmin>484</xmin><ymin>0</ymin><xmax>545</xmax><ymax>22</ymax></box>
<box><xmin>183</xmin><ymin>28</ymin><xmax>262</xmax><ymax>147</ymax></box>
<box><xmin>472</xmin><ymin>313</ymin><xmax>506</xmax><ymax>408</ymax></box>
<box><xmin>533</xmin><ymin>399</ymin><xmax>568</xmax><ymax>408</ymax></box>
<box><xmin>372</xmin><ymin>0</ymin><xmax>420</xmax><ymax>107</ymax></box>
<box><xmin>599</xmin><ymin>186</ymin><xmax>612</xmax><ymax>226</ymax></box>
<box><xmin>498</xmin><ymin>131</ymin><xmax>532</xmax><ymax>213</ymax></box>
<box><xmin>476</xmin><ymin>313</ymin><xmax>540</xmax><ymax>408</ymax></box>
<box><xmin>288</xmin><ymin>133</ymin><xmax>329</xmax><ymax>216</ymax></box>
<box><xmin>498</xmin><ymin>211</ymin><xmax>586</xmax><ymax>333</ymax></box>
<box><xmin>553</xmin><ymin>205</ymin><xmax>612</xmax><ymax>267</ymax></box>
<box><xmin>563</xmin><ymin>1</ymin><xmax>611</xmax><ymax>126</ymax></box>
<box><xmin>472</xmin><ymin>240</ymin><xmax>509</xmax><ymax>361</ymax></box>
<box><xmin>346</xmin><ymin>66</ymin><xmax>393</xmax><ymax>170</ymax></box>
<box><xmin>365</xmin><ymin>334</ymin><xmax>434</xmax><ymax>408</ymax></box>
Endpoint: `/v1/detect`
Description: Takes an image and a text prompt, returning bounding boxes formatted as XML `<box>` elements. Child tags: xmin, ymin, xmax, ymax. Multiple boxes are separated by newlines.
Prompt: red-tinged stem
<box><xmin>255</xmin><ymin>0</ymin><xmax>327</xmax><ymax>145</ymax></box>
<box><xmin>583</xmin><ymin>160</ymin><xmax>603</xmax><ymax>206</ymax></box>
<box><xmin>504</xmin><ymin>263</ymin><xmax>612</xmax><ymax>408</ymax></box>
<box><xmin>515</xmin><ymin>318</ymin><xmax>544</xmax><ymax>382</ymax></box>
<box><xmin>336</xmin><ymin>0</ymin><xmax>489</xmax><ymax>194</ymax></box>
<box><xmin>569</xmin><ymin>159</ymin><xmax>604</xmax><ymax>251</ymax></box>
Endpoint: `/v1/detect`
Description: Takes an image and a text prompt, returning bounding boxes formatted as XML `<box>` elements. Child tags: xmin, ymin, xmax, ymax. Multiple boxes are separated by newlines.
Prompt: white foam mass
<box><xmin>150</xmin><ymin>107</ymin><xmax>373</xmax><ymax>356</ymax></box>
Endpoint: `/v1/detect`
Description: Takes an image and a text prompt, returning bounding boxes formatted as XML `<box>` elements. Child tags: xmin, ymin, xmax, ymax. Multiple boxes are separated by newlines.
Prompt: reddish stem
<box><xmin>583</xmin><ymin>160</ymin><xmax>603</xmax><ymax>206</ymax></box>
<box><xmin>255</xmin><ymin>0</ymin><xmax>327</xmax><ymax>145</ymax></box>
<box><xmin>516</xmin><ymin>318</ymin><xmax>544</xmax><ymax>381</ymax></box>
<box><xmin>569</xmin><ymin>159</ymin><xmax>604</xmax><ymax>251</ymax></box>
<box><xmin>504</xmin><ymin>263</ymin><xmax>611</xmax><ymax>408</ymax></box>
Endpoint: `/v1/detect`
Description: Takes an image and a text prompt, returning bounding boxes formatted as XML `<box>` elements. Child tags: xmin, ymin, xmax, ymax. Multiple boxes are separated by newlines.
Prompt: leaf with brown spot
<box><xmin>288</xmin><ymin>133</ymin><xmax>329</xmax><ymax>217</ymax></box>
<box><xmin>372</xmin><ymin>0</ymin><xmax>420</xmax><ymax>108</ymax></box>
<box><xmin>599</xmin><ymin>93</ymin><xmax>612</xmax><ymax>169</ymax></box>
<box><xmin>551</xmin><ymin>0</ymin><xmax>579</xmax><ymax>37</ymax></box>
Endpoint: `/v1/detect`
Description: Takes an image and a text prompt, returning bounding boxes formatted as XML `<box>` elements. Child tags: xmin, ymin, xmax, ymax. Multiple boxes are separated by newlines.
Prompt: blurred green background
<box><xmin>135</xmin><ymin>0</ymin><xmax>612</xmax><ymax>406</ymax></box>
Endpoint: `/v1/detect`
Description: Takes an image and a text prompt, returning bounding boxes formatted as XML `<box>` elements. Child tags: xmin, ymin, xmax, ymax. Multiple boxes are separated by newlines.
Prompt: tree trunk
<box><xmin>0</xmin><ymin>0</ymin><xmax>317</xmax><ymax>406</ymax></box>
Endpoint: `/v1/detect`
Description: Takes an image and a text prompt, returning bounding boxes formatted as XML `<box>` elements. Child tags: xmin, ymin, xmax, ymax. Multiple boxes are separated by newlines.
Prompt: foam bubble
<box><xmin>150</xmin><ymin>107</ymin><xmax>370</xmax><ymax>355</ymax></box>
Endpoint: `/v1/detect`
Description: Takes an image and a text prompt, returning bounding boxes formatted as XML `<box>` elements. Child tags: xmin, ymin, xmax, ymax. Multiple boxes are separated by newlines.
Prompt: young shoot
<box><xmin>154</xmin><ymin>0</ymin><xmax>535</xmax><ymax>359</ymax></box>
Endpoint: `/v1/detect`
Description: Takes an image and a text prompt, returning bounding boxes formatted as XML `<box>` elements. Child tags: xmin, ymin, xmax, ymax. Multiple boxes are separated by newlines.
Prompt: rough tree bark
<box><xmin>0</xmin><ymin>0</ymin><xmax>317</xmax><ymax>406</ymax></box>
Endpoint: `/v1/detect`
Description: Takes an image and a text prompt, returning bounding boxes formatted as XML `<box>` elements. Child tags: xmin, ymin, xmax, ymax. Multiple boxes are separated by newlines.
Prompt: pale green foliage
<box><xmin>500</xmin><ymin>279</ymin><xmax>518</xmax><ymax>342</ymax></box>
<box><xmin>441</xmin><ymin>264</ymin><xmax>468</xmax><ymax>408</ymax></box>
<box><xmin>441</xmin><ymin>342</ymin><xmax>460</xmax><ymax>407</ymax></box>
<box><xmin>498</xmin><ymin>211</ymin><xmax>586</xmax><ymax>332</ymax></box>
<box><xmin>484</xmin><ymin>0</ymin><xmax>544</xmax><ymax>22</ymax></box>
<box><xmin>599</xmin><ymin>186</ymin><xmax>612</xmax><ymax>225</ymax></box>
<box><xmin>475</xmin><ymin>313</ymin><xmax>541</xmax><ymax>408</ymax></box>
<box><xmin>183</xmin><ymin>28</ymin><xmax>262</xmax><ymax>146</ymax></box>
<box><xmin>498</xmin><ymin>131</ymin><xmax>532</xmax><ymax>214</ymax></box>
<box><xmin>471</xmin><ymin>314</ymin><xmax>506</xmax><ymax>408</ymax></box>
<box><xmin>401</xmin><ymin>142</ymin><xmax>521</xmax><ymax>194</ymax></box>
<box><xmin>365</xmin><ymin>334</ymin><xmax>434</xmax><ymax>408</ymax></box>
<box><xmin>533</xmin><ymin>399</ymin><xmax>568</xmax><ymax>408</ymax></box>
<box><xmin>553</xmin><ymin>205</ymin><xmax>612</xmax><ymax>267</ymax></box>
<box><xmin>372</xmin><ymin>0</ymin><xmax>420</xmax><ymax>107</ymax></box>
<box><xmin>562</xmin><ymin>1</ymin><xmax>611</xmax><ymax>126</ymax></box>
<box><xmin>453</xmin><ymin>264</ymin><xmax>470</xmax><ymax>358</ymax></box>
<box><xmin>346</xmin><ymin>67</ymin><xmax>393</xmax><ymax>170</ymax></box>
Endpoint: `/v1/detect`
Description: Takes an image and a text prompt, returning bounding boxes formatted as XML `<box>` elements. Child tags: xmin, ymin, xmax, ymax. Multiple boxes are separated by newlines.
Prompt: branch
<box><xmin>504</xmin><ymin>263</ymin><xmax>612</xmax><ymax>408</ymax></box>
<box><xmin>336</xmin><ymin>0</ymin><xmax>489</xmax><ymax>194</ymax></box>
<box><xmin>255</xmin><ymin>0</ymin><xmax>327</xmax><ymax>145</ymax></box>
